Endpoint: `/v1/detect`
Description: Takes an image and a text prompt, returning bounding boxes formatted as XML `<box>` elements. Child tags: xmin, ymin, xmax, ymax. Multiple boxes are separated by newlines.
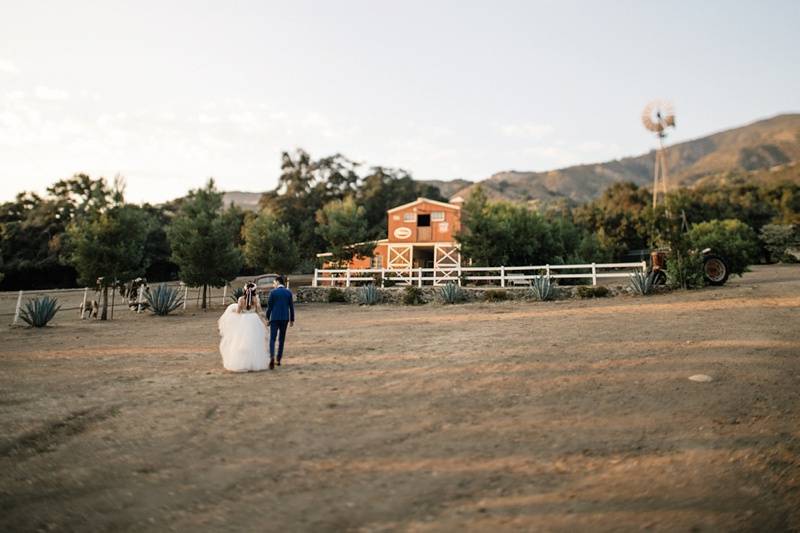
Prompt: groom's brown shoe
<box><xmin>276</xmin><ymin>359</ymin><xmax>281</xmax><ymax>366</ymax></box>
<box><xmin>269</xmin><ymin>359</ymin><xmax>275</xmax><ymax>370</ymax></box>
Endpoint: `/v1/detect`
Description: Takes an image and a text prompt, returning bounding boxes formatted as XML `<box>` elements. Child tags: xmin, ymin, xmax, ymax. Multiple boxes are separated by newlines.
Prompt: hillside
<box><xmin>448</xmin><ymin>113</ymin><xmax>800</xmax><ymax>204</ymax></box>
<box><xmin>221</xmin><ymin>114</ymin><xmax>800</xmax><ymax>210</ymax></box>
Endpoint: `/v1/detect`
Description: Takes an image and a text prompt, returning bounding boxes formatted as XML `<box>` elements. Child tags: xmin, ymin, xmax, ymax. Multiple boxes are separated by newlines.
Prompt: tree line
<box><xmin>2</xmin><ymin>150</ymin><xmax>798</xmax><ymax>307</ymax></box>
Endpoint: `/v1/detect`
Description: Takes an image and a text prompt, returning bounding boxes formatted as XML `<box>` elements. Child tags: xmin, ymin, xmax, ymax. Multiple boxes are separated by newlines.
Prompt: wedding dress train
<box><xmin>218</xmin><ymin>302</ymin><xmax>269</xmax><ymax>372</ymax></box>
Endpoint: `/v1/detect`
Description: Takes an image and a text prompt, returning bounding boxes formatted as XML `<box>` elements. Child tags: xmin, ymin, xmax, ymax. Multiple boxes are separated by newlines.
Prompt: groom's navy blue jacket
<box><xmin>266</xmin><ymin>286</ymin><xmax>295</xmax><ymax>322</ymax></box>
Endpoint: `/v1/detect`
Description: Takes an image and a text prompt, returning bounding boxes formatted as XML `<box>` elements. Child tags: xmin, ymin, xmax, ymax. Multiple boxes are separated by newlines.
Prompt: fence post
<box><xmin>136</xmin><ymin>284</ymin><xmax>145</xmax><ymax>313</ymax></box>
<box><xmin>12</xmin><ymin>290</ymin><xmax>23</xmax><ymax>325</ymax></box>
<box><xmin>183</xmin><ymin>284</ymin><xmax>188</xmax><ymax>310</ymax></box>
<box><xmin>80</xmin><ymin>287</ymin><xmax>88</xmax><ymax>319</ymax></box>
<box><xmin>591</xmin><ymin>263</ymin><xmax>597</xmax><ymax>286</ymax></box>
<box><xmin>545</xmin><ymin>264</ymin><xmax>550</xmax><ymax>277</ymax></box>
<box><xmin>500</xmin><ymin>266</ymin><xmax>505</xmax><ymax>287</ymax></box>
<box><xmin>380</xmin><ymin>267</ymin><xmax>385</xmax><ymax>288</ymax></box>
<box><xmin>222</xmin><ymin>285</ymin><xmax>227</xmax><ymax>306</ymax></box>
<box><xmin>457</xmin><ymin>263</ymin><xmax>462</xmax><ymax>286</ymax></box>
<box><xmin>313</xmin><ymin>269</ymin><xmax>318</xmax><ymax>287</ymax></box>
<box><xmin>346</xmin><ymin>269</ymin><xmax>351</xmax><ymax>288</ymax></box>
<box><xmin>110</xmin><ymin>280</ymin><xmax>116</xmax><ymax>320</ymax></box>
<box><xmin>418</xmin><ymin>268</ymin><xmax>423</xmax><ymax>287</ymax></box>
<box><xmin>641</xmin><ymin>260</ymin><xmax>647</xmax><ymax>273</ymax></box>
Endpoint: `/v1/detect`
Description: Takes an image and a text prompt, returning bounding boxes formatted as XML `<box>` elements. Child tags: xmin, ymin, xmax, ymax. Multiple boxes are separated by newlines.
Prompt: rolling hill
<box><xmin>437</xmin><ymin>113</ymin><xmax>800</xmax><ymax>204</ymax></box>
<box><xmin>222</xmin><ymin>113</ymin><xmax>800</xmax><ymax>210</ymax></box>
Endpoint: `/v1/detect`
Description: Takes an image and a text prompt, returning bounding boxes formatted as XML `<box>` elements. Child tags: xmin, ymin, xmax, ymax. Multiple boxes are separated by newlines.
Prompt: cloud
<box><xmin>0</xmin><ymin>59</ymin><xmax>20</xmax><ymax>75</ymax></box>
<box><xmin>34</xmin><ymin>86</ymin><xmax>70</xmax><ymax>101</ymax></box>
<box><xmin>499</xmin><ymin>122</ymin><xmax>555</xmax><ymax>140</ymax></box>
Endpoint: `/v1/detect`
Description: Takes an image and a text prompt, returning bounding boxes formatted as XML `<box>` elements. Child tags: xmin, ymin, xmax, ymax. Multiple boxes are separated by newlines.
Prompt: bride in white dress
<box><xmin>218</xmin><ymin>283</ymin><xmax>269</xmax><ymax>372</ymax></box>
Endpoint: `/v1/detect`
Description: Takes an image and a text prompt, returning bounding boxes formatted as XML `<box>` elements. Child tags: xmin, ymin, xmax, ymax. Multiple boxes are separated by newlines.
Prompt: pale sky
<box><xmin>1</xmin><ymin>0</ymin><xmax>798</xmax><ymax>204</ymax></box>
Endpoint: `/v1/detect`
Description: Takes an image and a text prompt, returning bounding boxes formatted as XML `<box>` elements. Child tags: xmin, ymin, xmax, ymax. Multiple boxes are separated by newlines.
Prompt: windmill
<box><xmin>641</xmin><ymin>100</ymin><xmax>676</xmax><ymax>210</ymax></box>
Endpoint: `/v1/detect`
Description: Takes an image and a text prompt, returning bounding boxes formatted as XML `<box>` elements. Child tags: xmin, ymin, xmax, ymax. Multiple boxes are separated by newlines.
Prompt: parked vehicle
<box><xmin>254</xmin><ymin>273</ymin><xmax>280</xmax><ymax>297</ymax></box>
<box><xmin>649</xmin><ymin>248</ymin><xmax>730</xmax><ymax>286</ymax></box>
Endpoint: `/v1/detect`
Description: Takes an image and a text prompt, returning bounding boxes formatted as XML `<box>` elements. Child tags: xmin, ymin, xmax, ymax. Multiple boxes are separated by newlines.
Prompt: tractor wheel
<box><xmin>703</xmin><ymin>254</ymin><xmax>729</xmax><ymax>286</ymax></box>
<box><xmin>651</xmin><ymin>270</ymin><xmax>667</xmax><ymax>286</ymax></box>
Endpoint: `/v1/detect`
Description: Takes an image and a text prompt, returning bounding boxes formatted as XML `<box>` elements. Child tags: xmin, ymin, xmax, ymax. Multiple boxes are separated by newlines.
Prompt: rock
<box><xmin>688</xmin><ymin>374</ymin><xmax>713</xmax><ymax>382</ymax></box>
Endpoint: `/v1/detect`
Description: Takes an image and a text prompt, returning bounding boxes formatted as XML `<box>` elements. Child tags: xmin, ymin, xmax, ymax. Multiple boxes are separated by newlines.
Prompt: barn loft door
<box><xmin>434</xmin><ymin>245</ymin><xmax>460</xmax><ymax>285</ymax></box>
<box><xmin>387</xmin><ymin>244</ymin><xmax>413</xmax><ymax>283</ymax></box>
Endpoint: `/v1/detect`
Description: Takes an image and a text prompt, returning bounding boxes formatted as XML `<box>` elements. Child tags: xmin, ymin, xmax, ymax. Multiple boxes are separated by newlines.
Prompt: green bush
<box><xmin>529</xmin><ymin>276</ymin><xmax>555</xmax><ymax>301</ymax></box>
<box><xmin>666</xmin><ymin>249</ymin><xmax>705</xmax><ymax>290</ymax></box>
<box><xmin>760</xmin><ymin>224</ymin><xmax>799</xmax><ymax>263</ymax></box>
<box><xmin>358</xmin><ymin>284</ymin><xmax>380</xmax><ymax>305</ymax></box>
<box><xmin>577</xmin><ymin>285</ymin><xmax>609</xmax><ymax>298</ymax></box>
<box><xmin>146</xmin><ymin>284</ymin><xmax>184</xmax><ymax>316</ymax></box>
<box><xmin>19</xmin><ymin>296</ymin><xmax>60</xmax><ymax>327</ymax></box>
<box><xmin>688</xmin><ymin>219</ymin><xmax>758</xmax><ymax>276</ymax></box>
<box><xmin>327</xmin><ymin>287</ymin><xmax>347</xmax><ymax>303</ymax></box>
<box><xmin>439</xmin><ymin>282</ymin><xmax>466</xmax><ymax>304</ymax></box>
<box><xmin>483</xmin><ymin>289</ymin><xmax>508</xmax><ymax>302</ymax></box>
<box><xmin>402</xmin><ymin>286</ymin><xmax>424</xmax><ymax>305</ymax></box>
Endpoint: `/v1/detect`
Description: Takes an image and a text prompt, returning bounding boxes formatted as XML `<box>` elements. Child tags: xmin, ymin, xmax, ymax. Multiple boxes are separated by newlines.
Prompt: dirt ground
<box><xmin>1</xmin><ymin>265</ymin><xmax>799</xmax><ymax>532</ymax></box>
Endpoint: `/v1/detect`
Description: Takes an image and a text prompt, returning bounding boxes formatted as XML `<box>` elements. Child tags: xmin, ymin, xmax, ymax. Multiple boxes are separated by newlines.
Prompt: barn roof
<box><xmin>386</xmin><ymin>197</ymin><xmax>461</xmax><ymax>213</ymax></box>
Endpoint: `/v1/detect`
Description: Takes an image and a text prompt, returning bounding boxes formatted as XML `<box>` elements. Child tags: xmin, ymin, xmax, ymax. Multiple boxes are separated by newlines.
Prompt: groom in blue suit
<box><xmin>266</xmin><ymin>276</ymin><xmax>295</xmax><ymax>370</ymax></box>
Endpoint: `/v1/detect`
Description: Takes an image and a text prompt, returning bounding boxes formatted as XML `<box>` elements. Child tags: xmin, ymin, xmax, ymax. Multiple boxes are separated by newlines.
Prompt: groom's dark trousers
<box><xmin>266</xmin><ymin>285</ymin><xmax>295</xmax><ymax>362</ymax></box>
<box><xmin>269</xmin><ymin>321</ymin><xmax>289</xmax><ymax>361</ymax></box>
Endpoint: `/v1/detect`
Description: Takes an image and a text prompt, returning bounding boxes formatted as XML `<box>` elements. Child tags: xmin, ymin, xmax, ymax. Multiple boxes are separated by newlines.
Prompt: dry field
<box><xmin>1</xmin><ymin>265</ymin><xmax>799</xmax><ymax>532</ymax></box>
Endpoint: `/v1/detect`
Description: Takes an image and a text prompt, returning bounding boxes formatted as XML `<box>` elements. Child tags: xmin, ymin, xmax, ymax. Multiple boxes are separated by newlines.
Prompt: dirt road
<box><xmin>1</xmin><ymin>265</ymin><xmax>799</xmax><ymax>531</ymax></box>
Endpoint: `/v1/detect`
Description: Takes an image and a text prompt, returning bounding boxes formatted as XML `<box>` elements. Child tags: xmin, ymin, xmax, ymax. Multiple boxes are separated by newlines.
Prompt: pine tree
<box><xmin>166</xmin><ymin>180</ymin><xmax>242</xmax><ymax>309</ymax></box>
<box><xmin>66</xmin><ymin>205</ymin><xmax>150</xmax><ymax>319</ymax></box>
<box><xmin>242</xmin><ymin>209</ymin><xmax>300</xmax><ymax>275</ymax></box>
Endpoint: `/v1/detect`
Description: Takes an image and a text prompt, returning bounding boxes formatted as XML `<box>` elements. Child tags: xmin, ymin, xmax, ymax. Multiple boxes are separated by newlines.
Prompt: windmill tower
<box><xmin>641</xmin><ymin>101</ymin><xmax>676</xmax><ymax>210</ymax></box>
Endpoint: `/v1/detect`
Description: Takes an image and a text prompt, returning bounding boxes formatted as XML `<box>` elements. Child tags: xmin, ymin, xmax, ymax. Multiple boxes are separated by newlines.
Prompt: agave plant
<box><xmin>629</xmin><ymin>271</ymin><xmax>657</xmax><ymax>296</ymax></box>
<box><xmin>358</xmin><ymin>284</ymin><xmax>380</xmax><ymax>305</ymax></box>
<box><xmin>529</xmin><ymin>275</ymin><xmax>555</xmax><ymax>301</ymax></box>
<box><xmin>229</xmin><ymin>287</ymin><xmax>244</xmax><ymax>302</ymax></box>
<box><xmin>145</xmin><ymin>284</ymin><xmax>184</xmax><ymax>316</ymax></box>
<box><xmin>19</xmin><ymin>296</ymin><xmax>61</xmax><ymax>327</ymax></box>
<box><xmin>439</xmin><ymin>282</ymin><xmax>465</xmax><ymax>304</ymax></box>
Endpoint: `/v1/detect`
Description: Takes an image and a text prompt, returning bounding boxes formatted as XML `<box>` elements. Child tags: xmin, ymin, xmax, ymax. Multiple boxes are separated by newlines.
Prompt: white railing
<box><xmin>313</xmin><ymin>262</ymin><xmax>647</xmax><ymax>288</ymax></box>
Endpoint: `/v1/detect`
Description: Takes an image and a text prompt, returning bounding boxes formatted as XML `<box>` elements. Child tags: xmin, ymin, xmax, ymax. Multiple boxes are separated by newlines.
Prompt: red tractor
<box><xmin>649</xmin><ymin>248</ymin><xmax>730</xmax><ymax>286</ymax></box>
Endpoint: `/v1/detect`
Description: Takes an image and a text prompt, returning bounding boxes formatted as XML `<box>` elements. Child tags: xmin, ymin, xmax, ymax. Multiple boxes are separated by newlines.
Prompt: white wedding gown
<box><xmin>218</xmin><ymin>301</ymin><xmax>269</xmax><ymax>372</ymax></box>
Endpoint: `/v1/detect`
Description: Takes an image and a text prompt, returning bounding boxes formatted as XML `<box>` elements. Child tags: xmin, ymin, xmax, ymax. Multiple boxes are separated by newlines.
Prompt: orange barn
<box><xmin>318</xmin><ymin>197</ymin><xmax>463</xmax><ymax>280</ymax></box>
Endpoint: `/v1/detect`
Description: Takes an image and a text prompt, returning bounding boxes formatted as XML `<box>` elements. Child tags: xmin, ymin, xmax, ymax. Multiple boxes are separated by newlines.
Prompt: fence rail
<box><xmin>3</xmin><ymin>282</ymin><xmax>237</xmax><ymax>324</ymax></box>
<box><xmin>313</xmin><ymin>262</ymin><xmax>648</xmax><ymax>288</ymax></box>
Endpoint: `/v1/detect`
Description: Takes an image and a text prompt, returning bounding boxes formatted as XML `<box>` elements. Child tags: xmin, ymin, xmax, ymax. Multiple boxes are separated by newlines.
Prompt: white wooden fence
<box><xmin>313</xmin><ymin>262</ymin><xmax>648</xmax><ymax>288</ymax></box>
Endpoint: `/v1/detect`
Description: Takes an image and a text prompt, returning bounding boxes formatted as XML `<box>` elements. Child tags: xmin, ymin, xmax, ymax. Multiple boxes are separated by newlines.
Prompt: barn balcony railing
<box><xmin>312</xmin><ymin>261</ymin><xmax>648</xmax><ymax>288</ymax></box>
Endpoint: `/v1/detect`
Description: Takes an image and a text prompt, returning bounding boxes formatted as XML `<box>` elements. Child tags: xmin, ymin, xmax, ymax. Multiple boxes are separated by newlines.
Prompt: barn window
<box><xmin>417</xmin><ymin>214</ymin><xmax>431</xmax><ymax>227</ymax></box>
<box><xmin>371</xmin><ymin>255</ymin><xmax>382</xmax><ymax>268</ymax></box>
<box><xmin>431</xmin><ymin>211</ymin><xmax>445</xmax><ymax>221</ymax></box>
<box><xmin>403</xmin><ymin>212</ymin><xmax>415</xmax><ymax>222</ymax></box>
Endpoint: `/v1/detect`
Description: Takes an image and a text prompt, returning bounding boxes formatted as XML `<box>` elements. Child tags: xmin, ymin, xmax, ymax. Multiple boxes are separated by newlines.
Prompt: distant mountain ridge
<box><xmin>428</xmin><ymin>113</ymin><xmax>800</xmax><ymax>204</ymax></box>
<box><xmin>223</xmin><ymin>113</ymin><xmax>800</xmax><ymax>210</ymax></box>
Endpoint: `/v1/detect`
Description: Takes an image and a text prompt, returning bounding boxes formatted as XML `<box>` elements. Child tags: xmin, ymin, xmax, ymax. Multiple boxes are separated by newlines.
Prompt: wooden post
<box><xmin>136</xmin><ymin>284</ymin><xmax>144</xmax><ymax>313</ymax></box>
<box><xmin>380</xmin><ymin>267</ymin><xmax>385</xmax><ymax>288</ymax></box>
<box><xmin>346</xmin><ymin>269</ymin><xmax>351</xmax><ymax>288</ymax></box>
<box><xmin>80</xmin><ymin>287</ymin><xmax>88</xmax><ymax>319</ymax></box>
<box><xmin>500</xmin><ymin>266</ymin><xmax>506</xmax><ymax>287</ymax></box>
<box><xmin>110</xmin><ymin>280</ymin><xmax>116</xmax><ymax>320</ymax></box>
<box><xmin>313</xmin><ymin>269</ymin><xmax>318</xmax><ymax>287</ymax></box>
<box><xmin>12</xmin><ymin>290</ymin><xmax>23</xmax><ymax>325</ymax></box>
<box><xmin>641</xmin><ymin>260</ymin><xmax>647</xmax><ymax>273</ymax></box>
<box><xmin>417</xmin><ymin>268</ymin><xmax>422</xmax><ymax>287</ymax></box>
<box><xmin>183</xmin><ymin>284</ymin><xmax>188</xmax><ymax>310</ymax></box>
<box><xmin>591</xmin><ymin>263</ymin><xmax>597</xmax><ymax>286</ymax></box>
<box><xmin>457</xmin><ymin>263</ymin><xmax>462</xmax><ymax>287</ymax></box>
<box><xmin>545</xmin><ymin>264</ymin><xmax>550</xmax><ymax>277</ymax></box>
<box><xmin>222</xmin><ymin>285</ymin><xmax>227</xmax><ymax>306</ymax></box>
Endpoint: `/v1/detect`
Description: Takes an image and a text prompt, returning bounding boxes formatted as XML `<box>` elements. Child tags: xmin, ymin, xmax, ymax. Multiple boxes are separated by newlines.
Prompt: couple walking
<box><xmin>218</xmin><ymin>276</ymin><xmax>295</xmax><ymax>372</ymax></box>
